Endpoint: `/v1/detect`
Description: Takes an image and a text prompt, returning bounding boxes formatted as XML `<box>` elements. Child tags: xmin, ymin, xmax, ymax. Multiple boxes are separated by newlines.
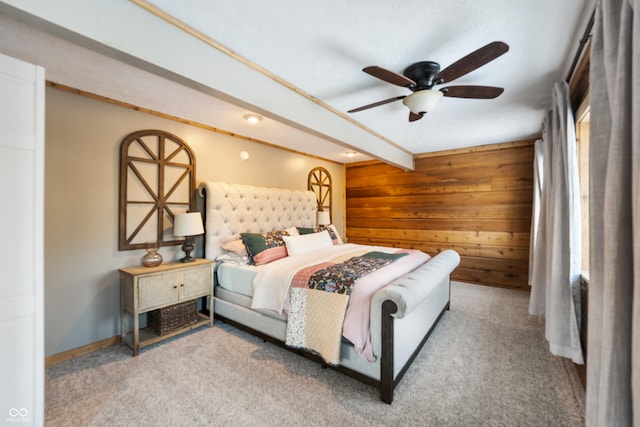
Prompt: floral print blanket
<box><xmin>285</xmin><ymin>251</ymin><xmax>408</xmax><ymax>365</ymax></box>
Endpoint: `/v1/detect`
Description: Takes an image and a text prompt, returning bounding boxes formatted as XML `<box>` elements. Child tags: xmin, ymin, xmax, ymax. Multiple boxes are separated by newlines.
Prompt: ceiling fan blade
<box><xmin>363</xmin><ymin>66</ymin><xmax>416</xmax><ymax>88</ymax></box>
<box><xmin>348</xmin><ymin>95</ymin><xmax>406</xmax><ymax>113</ymax></box>
<box><xmin>435</xmin><ymin>41</ymin><xmax>509</xmax><ymax>84</ymax></box>
<box><xmin>409</xmin><ymin>111</ymin><xmax>425</xmax><ymax>122</ymax></box>
<box><xmin>442</xmin><ymin>85</ymin><xmax>504</xmax><ymax>99</ymax></box>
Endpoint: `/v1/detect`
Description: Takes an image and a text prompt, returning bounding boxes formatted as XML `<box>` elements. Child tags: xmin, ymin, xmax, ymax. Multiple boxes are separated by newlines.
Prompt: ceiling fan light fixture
<box><xmin>402</xmin><ymin>89</ymin><xmax>443</xmax><ymax>114</ymax></box>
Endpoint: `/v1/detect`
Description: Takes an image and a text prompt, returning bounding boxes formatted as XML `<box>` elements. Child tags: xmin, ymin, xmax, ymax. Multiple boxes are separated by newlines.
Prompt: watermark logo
<box><xmin>6</xmin><ymin>408</ymin><xmax>30</xmax><ymax>423</ymax></box>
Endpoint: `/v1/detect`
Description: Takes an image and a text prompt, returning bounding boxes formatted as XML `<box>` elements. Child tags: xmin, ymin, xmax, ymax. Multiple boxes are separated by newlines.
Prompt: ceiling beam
<box><xmin>0</xmin><ymin>0</ymin><xmax>414</xmax><ymax>170</ymax></box>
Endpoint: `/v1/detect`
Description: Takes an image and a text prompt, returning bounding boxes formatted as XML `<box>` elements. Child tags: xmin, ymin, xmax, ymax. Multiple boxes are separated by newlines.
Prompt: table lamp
<box><xmin>173</xmin><ymin>212</ymin><xmax>204</xmax><ymax>263</ymax></box>
<box><xmin>317</xmin><ymin>210</ymin><xmax>331</xmax><ymax>231</ymax></box>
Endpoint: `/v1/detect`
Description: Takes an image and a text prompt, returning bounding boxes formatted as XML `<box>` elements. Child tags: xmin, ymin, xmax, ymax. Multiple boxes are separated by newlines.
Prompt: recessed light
<box><xmin>345</xmin><ymin>151</ymin><xmax>358</xmax><ymax>158</ymax></box>
<box><xmin>243</xmin><ymin>114</ymin><xmax>262</xmax><ymax>124</ymax></box>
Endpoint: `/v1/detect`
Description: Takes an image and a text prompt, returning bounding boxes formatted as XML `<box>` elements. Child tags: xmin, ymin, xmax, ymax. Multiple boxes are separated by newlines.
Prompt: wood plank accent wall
<box><xmin>345</xmin><ymin>140</ymin><xmax>536</xmax><ymax>290</ymax></box>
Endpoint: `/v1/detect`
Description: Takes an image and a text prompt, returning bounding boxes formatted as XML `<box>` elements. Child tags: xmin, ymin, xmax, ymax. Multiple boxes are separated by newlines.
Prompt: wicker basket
<box><xmin>147</xmin><ymin>300</ymin><xmax>198</xmax><ymax>336</ymax></box>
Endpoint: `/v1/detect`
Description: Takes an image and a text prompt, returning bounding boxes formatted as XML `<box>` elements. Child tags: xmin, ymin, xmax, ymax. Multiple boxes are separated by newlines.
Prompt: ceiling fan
<box><xmin>348</xmin><ymin>41</ymin><xmax>509</xmax><ymax>122</ymax></box>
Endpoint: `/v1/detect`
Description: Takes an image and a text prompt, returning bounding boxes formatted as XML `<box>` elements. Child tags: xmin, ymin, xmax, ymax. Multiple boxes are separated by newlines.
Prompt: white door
<box><xmin>0</xmin><ymin>52</ymin><xmax>45</xmax><ymax>425</ymax></box>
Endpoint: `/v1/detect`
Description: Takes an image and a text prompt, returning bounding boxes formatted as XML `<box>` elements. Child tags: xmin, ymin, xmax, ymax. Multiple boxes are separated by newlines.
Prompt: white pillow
<box><xmin>283</xmin><ymin>230</ymin><xmax>333</xmax><ymax>256</ymax></box>
<box><xmin>284</xmin><ymin>226</ymin><xmax>300</xmax><ymax>236</ymax></box>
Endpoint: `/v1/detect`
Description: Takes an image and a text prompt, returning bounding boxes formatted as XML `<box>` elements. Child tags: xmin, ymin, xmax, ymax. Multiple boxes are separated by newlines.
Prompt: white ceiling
<box><xmin>0</xmin><ymin>0</ymin><xmax>594</xmax><ymax>168</ymax></box>
<box><xmin>136</xmin><ymin>0</ymin><xmax>593</xmax><ymax>164</ymax></box>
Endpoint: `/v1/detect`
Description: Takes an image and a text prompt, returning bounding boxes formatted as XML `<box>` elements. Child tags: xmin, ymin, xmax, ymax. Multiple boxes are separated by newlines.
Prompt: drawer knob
<box><xmin>173</xmin><ymin>285</ymin><xmax>177</xmax><ymax>289</ymax></box>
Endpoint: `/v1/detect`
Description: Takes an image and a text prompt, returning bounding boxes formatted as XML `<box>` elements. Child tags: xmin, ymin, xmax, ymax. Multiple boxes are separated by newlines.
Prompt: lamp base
<box><xmin>180</xmin><ymin>236</ymin><xmax>196</xmax><ymax>263</ymax></box>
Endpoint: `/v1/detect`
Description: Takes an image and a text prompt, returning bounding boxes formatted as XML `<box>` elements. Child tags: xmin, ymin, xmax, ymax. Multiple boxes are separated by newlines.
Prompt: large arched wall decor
<box><xmin>308</xmin><ymin>166</ymin><xmax>332</xmax><ymax>222</ymax></box>
<box><xmin>119</xmin><ymin>129</ymin><xmax>196</xmax><ymax>250</ymax></box>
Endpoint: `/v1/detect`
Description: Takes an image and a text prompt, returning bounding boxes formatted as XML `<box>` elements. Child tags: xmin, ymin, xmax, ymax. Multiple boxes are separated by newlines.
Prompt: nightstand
<box><xmin>119</xmin><ymin>258</ymin><xmax>214</xmax><ymax>356</ymax></box>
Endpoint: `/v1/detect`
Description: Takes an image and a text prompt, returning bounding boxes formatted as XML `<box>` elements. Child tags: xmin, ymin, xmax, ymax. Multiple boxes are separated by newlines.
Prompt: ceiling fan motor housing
<box><xmin>403</xmin><ymin>61</ymin><xmax>441</xmax><ymax>90</ymax></box>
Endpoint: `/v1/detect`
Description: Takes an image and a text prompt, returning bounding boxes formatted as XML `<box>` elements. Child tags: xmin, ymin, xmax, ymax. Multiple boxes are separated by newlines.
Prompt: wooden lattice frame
<box><xmin>307</xmin><ymin>167</ymin><xmax>332</xmax><ymax>222</ymax></box>
<box><xmin>119</xmin><ymin>130</ymin><xmax>196</xmax><ymax>251</ymax></box>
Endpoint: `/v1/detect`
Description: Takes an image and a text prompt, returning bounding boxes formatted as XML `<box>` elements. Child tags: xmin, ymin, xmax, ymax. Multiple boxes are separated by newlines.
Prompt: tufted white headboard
<box><xmin>198</xmin><ymin>181</ymin><xmax>317</xmax><ymax>260</ymax></box>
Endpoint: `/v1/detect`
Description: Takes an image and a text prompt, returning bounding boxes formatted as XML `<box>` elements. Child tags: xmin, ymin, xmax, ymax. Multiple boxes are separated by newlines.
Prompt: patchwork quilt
<box><xmin>285</xmin><ymin>252</ymin><xmax>408</xmax><ymax>364</ymax></box>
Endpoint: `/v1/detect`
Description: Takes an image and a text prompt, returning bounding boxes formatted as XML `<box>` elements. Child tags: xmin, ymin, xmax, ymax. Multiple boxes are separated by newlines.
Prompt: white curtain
<box><xmin>529</xmin><ymin>81</ymin><xmax>583</xmax><ymax>364</ymax></box>
<box><xmin>528</xmin><ymin>139</ymin><xmax>543</xmax><ymax>287</ymax></box>
<box><xmin>586</xmin><ymin>0</ymin><xmax>639</xmax><ymax>425</ymax></box>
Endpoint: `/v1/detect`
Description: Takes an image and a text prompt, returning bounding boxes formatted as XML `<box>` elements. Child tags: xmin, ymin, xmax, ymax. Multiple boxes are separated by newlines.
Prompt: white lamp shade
<box><xmin>317</xmin><ymin>211</ymin><xmax>331</xmax><ymax>226</ymax></box>
<box><xmin>402</xmin><ymin>89</ymin><xmax>444</xmax><ymax>114</ymax></box>
<box><xmin>173</xmin><ymin>212</ymin><xmax>204</xmax><ymax>237</ymax></box>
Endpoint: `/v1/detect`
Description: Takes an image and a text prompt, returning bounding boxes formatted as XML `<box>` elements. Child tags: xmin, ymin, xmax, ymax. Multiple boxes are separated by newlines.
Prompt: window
<box><xmin>576</xmin><ymin>96</ymin><xmax>590</xmax><ymax>278</ymax></box>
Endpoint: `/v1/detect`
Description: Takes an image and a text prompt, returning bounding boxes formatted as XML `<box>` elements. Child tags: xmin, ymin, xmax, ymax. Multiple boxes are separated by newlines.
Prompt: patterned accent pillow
<box><xmin>319</xmin><ymin>224</ymin><xmax>344</xmax><ymax>245</ymax></box>
<box><xmin>241</xmin><ymin>230</ymin><xmax>291</xmax><ymax>265</ymax></box>
<box><xmin>324</xmin><ymin>225</ymin><xmax>342</xmax><ymax>245</ymax></box>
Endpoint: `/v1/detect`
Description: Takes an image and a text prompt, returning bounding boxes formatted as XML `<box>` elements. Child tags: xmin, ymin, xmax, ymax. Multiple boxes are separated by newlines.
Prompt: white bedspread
<box><xmin>251</xmin><ymin>243</ymin><xmax>430</xmax><ymax>361</ymax></box>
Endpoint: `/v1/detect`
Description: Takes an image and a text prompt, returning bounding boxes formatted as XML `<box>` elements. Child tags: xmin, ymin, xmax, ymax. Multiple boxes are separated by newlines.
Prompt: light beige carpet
<box><xmin>46</xmin><ymin>282</ymin><xmax>585</xmax><ymax>426</ymax></box>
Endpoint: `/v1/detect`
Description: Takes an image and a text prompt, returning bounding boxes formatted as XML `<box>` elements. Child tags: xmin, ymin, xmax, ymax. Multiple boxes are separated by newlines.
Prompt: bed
<box><xmin>198</xmin><ymin>181</ymin><xmax>460</xmax><ymax>403</ymax></box>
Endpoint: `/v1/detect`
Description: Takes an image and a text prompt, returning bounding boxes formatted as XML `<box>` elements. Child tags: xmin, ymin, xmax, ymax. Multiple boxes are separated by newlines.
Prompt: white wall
<box><xmin>44</xmin><ymin>86</ymin><xmax>345</xmax><ymax>356</ymax></box>
<box><xmin>0</xmin><ymin>9</ymin><xmax>346</xmax><ymax>356</ymax></box>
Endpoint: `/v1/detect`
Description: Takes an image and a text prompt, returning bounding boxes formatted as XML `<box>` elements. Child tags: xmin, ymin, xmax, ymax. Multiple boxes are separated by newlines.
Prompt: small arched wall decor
<box><xmin>119</xmin><ymin>130</ymin><xmax>196</xmax><ymax>251</ymax></box>
<box><xmin>308</xmin><ymin>166</ymin><xmax>332</xmax><ymax>222</ymax></box>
